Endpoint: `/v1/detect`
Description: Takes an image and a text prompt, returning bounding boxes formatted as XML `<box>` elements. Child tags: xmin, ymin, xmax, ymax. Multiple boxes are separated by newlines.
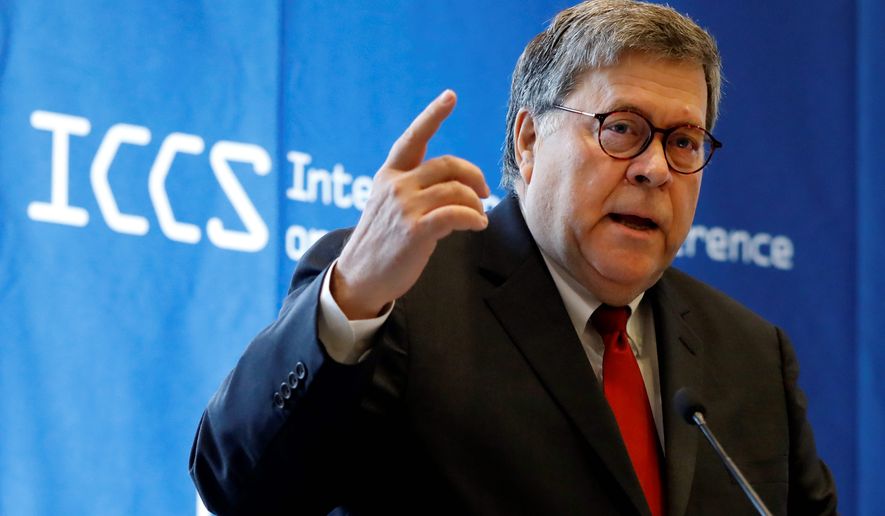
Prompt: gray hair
<box><xmin>501</xmin><ymin>0</ymin><xmax>722</xmax><ymax>191</ymax></box>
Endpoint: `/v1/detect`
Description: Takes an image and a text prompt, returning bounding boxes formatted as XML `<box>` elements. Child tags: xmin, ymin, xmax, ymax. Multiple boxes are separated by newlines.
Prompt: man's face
<box><xmin>516</xmin><ymin>52</ymin><xmax>708</xmax><ymax>305</ymax></box>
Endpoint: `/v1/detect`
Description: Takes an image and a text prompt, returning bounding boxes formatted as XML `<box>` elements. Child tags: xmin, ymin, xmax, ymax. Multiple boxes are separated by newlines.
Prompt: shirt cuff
<box><xmin>317</xmin><ymin>259</ymin><xmax>393</xmax><ymax>364</ymax></box>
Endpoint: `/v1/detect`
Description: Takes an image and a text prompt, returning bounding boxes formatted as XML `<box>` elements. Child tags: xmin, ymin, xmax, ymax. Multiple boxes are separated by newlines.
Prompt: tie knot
<box><xmin>590</xmin><ymin>304</ymin><xmax>630</xmax><ymax>336</ymax></box>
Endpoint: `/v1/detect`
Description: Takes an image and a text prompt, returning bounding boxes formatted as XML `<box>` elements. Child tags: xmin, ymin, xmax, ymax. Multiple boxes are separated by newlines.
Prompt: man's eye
<box><xmin>671</xmin><ymin>135</ymin><xmax>699</xmax><ymax>151</ymax></box>
<box><xmin>604</xmin><ymin>121</ymin><xmax>638</xmax><ymax>135</ymax></box>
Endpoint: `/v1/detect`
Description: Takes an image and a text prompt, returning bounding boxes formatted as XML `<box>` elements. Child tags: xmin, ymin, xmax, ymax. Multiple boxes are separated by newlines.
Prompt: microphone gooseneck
<box><xmin>672</xmin><ymin>388</ymin><xmax>773</xmax><ymax>516</ymax></box>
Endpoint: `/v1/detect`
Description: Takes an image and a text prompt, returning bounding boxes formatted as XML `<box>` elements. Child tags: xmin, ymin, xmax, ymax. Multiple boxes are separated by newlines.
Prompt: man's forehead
<box><xmin>566</xmin><ymin>57</ymin><xmax>708</xmax><ymax>126</ymax></box>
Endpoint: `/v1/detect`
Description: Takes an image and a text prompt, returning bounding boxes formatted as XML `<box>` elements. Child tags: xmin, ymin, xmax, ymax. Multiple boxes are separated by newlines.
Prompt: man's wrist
<box><xmin>329</xmin><ymin>263</ymin><xmax>390</xmax><ymax>320</ymax></box>
<box><xmin>318</xmin><ymin>260</ymin><xmax>393</xmax><ymax>364</ymax></box>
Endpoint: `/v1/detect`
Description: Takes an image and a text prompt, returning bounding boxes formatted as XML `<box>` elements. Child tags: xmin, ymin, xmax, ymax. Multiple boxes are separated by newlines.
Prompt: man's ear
<box><xmin>514</xmin><ymin>108</ymin><xmax>537</xmax><ymax>185</ymax></box>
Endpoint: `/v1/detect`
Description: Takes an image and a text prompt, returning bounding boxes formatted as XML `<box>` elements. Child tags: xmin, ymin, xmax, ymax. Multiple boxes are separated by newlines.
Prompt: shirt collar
<box><xmin>539</xmin><ymin>250</ymin><xmax>645</xmax><ymax>355</ymax></box>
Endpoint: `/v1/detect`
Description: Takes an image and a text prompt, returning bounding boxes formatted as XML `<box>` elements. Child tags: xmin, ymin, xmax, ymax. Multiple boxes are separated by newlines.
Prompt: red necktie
<box><xmin>591</xmin><ymin>304</ymin><xmax>664</xmax><ymax>516</ymax></box>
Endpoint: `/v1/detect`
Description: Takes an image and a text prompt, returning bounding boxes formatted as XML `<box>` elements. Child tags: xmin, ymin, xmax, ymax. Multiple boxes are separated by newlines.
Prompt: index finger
<box><xmin>385</xmin><ymin>89</ymin><xmax>456</xmax><ymax>170</ymax></box>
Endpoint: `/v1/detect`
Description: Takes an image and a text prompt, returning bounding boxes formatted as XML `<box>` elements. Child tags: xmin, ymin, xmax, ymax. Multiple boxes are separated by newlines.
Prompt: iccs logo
<box><xmin>28</xmin><ymin>110</ymin><xmax>272</xmax><ymax>252</ymax></box>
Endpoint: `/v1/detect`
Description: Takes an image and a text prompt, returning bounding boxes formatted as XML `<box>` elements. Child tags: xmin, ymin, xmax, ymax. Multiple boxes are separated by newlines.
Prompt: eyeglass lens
<box><xmin>599</xmin><ymin>111</ymin><xmax>713</xmax><ymax>173</ymax></box>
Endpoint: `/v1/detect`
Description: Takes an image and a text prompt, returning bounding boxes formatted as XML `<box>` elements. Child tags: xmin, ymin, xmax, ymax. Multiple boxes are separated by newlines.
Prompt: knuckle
<box><xmin>404</xmin><ymin>217</ymin><xmax>424</xmax><ymax>240</ymax></box>
<box><xmin>442</xmin><ymin>181</ymin><xmax>459</xmax><ymax>196</ymax></box>
<box><xmin>439</xmin><ymin>154</ymin><xmax>457</xmax><ymax>167</ymax></box>
<box><xmin>457</xmin><ymin>180</ymin><xmax>475</xmax><ymax>197</ymax></box>
<box><xmin>400</xmin><ymin>127</ymin><xmax>417</xmax><ymax>145</ymax></box>
<box><xmin>436</xmin><ymin>181</ymin><xmax>462</xmax><ymax>201</ymax></box>
<box><xmin>457</xmin><ymin>182</ymin><xmax>474</xmax><ymax>199</ymax></box>
<box><xmin>389</xmin><ymin>178</ymin><xmax>408</xmax><ymax>198</ymax></box>
<box><xmin>374</xmin><ymin>167</ymin><xmax>394</xmax><ymax>182</ymax></box>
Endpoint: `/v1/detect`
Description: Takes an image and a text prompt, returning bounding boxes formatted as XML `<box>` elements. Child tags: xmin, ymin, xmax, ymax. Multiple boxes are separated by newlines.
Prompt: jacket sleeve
<box><xmin>189</xmin><ymin>228</ymin><xmax>375</xmax><ymax>515</ymax></box>
<box><xmin>779</xmin><ymin>327</ymin><xmax>839</xmax><ymax>515</ymax></box>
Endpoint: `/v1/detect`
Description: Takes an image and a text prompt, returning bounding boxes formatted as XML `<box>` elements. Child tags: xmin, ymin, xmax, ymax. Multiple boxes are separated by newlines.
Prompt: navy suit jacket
<box><xmin>190</xmin><ymin>195</ymin><xmax>837</xmax><ymax>515</ymax></box>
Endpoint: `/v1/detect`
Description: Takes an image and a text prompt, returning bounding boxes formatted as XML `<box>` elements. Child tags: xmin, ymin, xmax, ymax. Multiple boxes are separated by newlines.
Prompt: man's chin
<box><xmin>583</xmin><ymin>258</ymin><xmax>665</xmax><ymax>304</ymax></box>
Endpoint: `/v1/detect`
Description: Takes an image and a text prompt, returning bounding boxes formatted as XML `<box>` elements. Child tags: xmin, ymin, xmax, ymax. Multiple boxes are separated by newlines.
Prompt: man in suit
<box><xmin>190</xmin><ymin>1</ymin><xmax>838</xmax><ymax>514</ymax></box>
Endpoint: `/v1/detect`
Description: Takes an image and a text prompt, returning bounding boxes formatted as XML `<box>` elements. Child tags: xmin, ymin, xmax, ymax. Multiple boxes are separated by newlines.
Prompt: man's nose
<box><xmin>626</xmin><ymin>135</ymin><xmax>672</xmax><ymax>187</ymax></box>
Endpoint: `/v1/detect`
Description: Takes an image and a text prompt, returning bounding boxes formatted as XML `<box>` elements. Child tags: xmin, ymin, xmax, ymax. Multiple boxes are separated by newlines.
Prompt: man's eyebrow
<box><xmin>605</xmin><ymin>103</ymin><xmax>648</xmax><ymax>116</ymax></box>
<box><xmin>605</xmin><ymin>102</ymin><xmax>705</xmax><ymax>128</ymax></box>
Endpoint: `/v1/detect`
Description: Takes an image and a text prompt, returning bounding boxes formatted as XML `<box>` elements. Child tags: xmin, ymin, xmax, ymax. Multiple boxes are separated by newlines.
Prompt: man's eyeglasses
<box><xmin>552</xmin><ymin>105</ymin><xmax>722</xmax><ymax>174</ymax></box>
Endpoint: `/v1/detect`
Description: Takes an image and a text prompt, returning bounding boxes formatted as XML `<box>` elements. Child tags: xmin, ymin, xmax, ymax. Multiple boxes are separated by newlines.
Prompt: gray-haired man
<box><xmin>191</xmin><ymin>1</ymin><xmax>838</xmax><ymax>514</ymax></box>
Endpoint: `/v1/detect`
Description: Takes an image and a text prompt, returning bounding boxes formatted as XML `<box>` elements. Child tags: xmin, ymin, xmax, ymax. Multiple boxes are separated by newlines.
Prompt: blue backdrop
<box><xmin>0</xmin><ymin>1</ymin><xmax>880</xmax><ymax>515</ymax></box>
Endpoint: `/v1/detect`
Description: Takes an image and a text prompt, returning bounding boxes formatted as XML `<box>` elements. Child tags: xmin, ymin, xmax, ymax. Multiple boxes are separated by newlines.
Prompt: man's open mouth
<box><xmin>610</xmin><ymin>213</ymin><xmax>658</xmax><ymax>231</ymax></box>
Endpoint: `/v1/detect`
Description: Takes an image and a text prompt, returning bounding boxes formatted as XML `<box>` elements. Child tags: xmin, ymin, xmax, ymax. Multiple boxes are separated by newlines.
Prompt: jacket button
<box><xmin>280</xmin><ymin>382</ymin><xmax>292</xmax><ymax>400</ymax></box>
<box><xmin>272</xmin><ymin>392</ymin><xmax>285</xmax><ymax>409</ymax></box>
<box><xmin>287</xmin><ymin>371</ymin><xmax>299</xmax><ymax>389</ymax></box>
<box><xmin>294</xmin><ymin>361</ymin><xmax>307</xmax><ymax>380</ymax></box>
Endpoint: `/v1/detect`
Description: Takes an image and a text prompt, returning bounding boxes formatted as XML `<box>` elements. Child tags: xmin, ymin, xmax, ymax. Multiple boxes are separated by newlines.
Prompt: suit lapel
<box><xmin>480</xmin><ymin>196</ymin><xmax>651</xmax><ymax>516</ymax></box>
<box><xmin>649</xmin><ymin>274</ymin><xmax>706</xmax><ymax>516</ymax></box>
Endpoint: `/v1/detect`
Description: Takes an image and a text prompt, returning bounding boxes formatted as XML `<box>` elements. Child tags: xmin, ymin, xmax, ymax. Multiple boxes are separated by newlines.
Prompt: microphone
<box><xmin>673</xmin><ymin>388</ymin><xmax>773</xmax><ymax>516</ymax></box>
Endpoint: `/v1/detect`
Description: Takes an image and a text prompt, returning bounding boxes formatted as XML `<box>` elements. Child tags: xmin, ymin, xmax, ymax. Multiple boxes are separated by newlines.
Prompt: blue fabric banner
<box><xmin>858</xmin><ymin>0</ymin><xmax>885</xmax><ymax>512</ymax></box>
<box><xmin>0</xmin><ymin>1</ymin><xmax>880</xmax><ymax>514</ymax></box>
<box><xmin>0</xmin><ymin>2</ymin><xmax>281</xmax><ymax>514</ymax></box>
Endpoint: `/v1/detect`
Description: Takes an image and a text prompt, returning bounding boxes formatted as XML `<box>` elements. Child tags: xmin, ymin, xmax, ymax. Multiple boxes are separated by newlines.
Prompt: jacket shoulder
<box><xmin>658</xmin><ymin>267</ymin><xmax>773</xmax><ymax>331</ymax></box>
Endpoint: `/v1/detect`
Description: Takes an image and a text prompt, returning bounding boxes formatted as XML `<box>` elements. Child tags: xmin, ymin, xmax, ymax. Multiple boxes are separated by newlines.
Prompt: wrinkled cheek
<box><xmin>669</xmin><ymin>195</ymin><xmax>700</xmax><ymax>256</ymax></box>
<box><xmin>570</xmin><ymin>218</ymin><xmax>600</xmax><ymax>256</ymax></box>
<box><xmin>576</xmin><ymin>225</ymin><xmax>615</xmax><ymax>266</ymax></box>
<box><xmin>668</xmin><ymin>217</ymin><xmax>696</xmax><ymax>257</ymax></box>
<box><xmin>666</xmin><ymin>234</ymin><xmax>686</xmax><ymax>261</ymax></box>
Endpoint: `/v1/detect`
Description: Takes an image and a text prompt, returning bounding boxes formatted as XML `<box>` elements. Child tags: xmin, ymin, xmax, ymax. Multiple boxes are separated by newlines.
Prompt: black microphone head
<box><xmin>673</xmin><ymin>387</ymin><xmax>707</xmax><ymax>424</ymax></box>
